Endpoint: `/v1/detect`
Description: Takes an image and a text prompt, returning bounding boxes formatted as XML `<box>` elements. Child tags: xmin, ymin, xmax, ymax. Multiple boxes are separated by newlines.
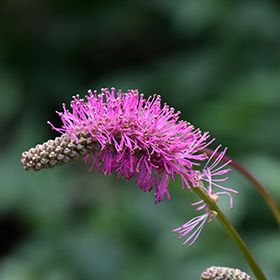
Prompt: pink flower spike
<box><xmin>22</xmin><ymin>88</ymin><xmax>217</xmax><ymax>203</ymax></box>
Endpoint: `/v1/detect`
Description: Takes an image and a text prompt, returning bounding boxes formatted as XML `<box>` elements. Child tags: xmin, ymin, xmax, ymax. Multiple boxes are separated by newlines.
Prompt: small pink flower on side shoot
<box><xmin>172</xmin><ymin>189</ymin><xmax>223</xmax><ymax>246</ymax></box>
<box><xmin>172</xmin><ymin>146</ymin><xmax>238</xmax><ymax>246</ymax></box>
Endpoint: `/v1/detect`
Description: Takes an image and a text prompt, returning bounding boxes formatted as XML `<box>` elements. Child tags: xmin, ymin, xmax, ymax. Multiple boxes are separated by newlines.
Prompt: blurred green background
<box><xmin>1</xmin><ymin>0</ymin><xmax>280</xmax><ymax>279</ymax></box>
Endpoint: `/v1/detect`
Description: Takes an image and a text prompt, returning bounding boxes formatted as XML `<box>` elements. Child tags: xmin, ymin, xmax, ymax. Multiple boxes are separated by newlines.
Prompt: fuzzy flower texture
<box><xmin>22</xmin><ymin>88</ymin><xmax>236</xmax><ymax>245</ymax></box>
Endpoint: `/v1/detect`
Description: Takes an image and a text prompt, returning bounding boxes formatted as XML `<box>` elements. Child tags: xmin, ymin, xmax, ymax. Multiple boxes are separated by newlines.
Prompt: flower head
<box><xmin>22</xmin><ymin>88</ymin><xmax>213</xmax><ymax>204</ymax></box>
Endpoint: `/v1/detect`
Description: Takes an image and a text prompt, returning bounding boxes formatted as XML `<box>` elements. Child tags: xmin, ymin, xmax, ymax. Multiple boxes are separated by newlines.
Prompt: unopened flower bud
<box><xmin>201</xmin><ymin>266</ymin><xmax>251</xmax><ymax>280</ymax></box>
<box><xmin>21</xmin><ymin>133</ymin><xmax>98</xmax><ymax>171</ymax></box>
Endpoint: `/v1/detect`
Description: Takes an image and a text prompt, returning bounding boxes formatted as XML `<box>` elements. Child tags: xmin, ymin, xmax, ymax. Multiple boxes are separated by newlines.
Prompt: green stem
<box><xmin>202</xmin><ymin>148</ymin><xmax>280</xmax><ymax>227</ymax></box>
<box><xmin>192</xmin><ymin>186</ymin><xmax>267</xmax><ymax>280</ymax></box>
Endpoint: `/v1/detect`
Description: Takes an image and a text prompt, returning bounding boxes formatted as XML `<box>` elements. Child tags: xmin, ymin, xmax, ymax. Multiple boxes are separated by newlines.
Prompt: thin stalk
<box><xmin>202</xmin><ymin>148</ymin><xmax>280</xmax><ymax>227</ymax></box>
<box><xmin>192</xmin><ymin>186</ymin><xmax>267</xmax><ymax>280</ymax></box>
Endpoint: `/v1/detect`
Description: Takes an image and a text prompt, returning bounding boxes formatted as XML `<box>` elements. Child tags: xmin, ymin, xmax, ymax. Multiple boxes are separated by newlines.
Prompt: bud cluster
<box><xmin>201</xmin><ymin>266</ymin><xmax>251</xmax><ymax>280</ymax></box>
<box><xmin>21</xmin><ymin>131</ymin><xmax>101</xmax><ymax>171</ymax></box>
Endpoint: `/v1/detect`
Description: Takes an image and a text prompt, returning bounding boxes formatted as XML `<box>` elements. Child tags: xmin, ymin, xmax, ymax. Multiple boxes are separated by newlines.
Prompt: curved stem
<box><xmin>202</xmin><ymin>148</ymin><xmax>280</xmax><ymax>227</ymax></box>
<box><xmin>192</xmin><ymin>186</ymin><xmax>267</xmax><ymax>280</ymax></box>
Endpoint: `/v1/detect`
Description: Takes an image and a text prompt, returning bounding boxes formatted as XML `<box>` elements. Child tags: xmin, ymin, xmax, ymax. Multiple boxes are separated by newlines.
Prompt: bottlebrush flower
<box><xmin>22</xmin><ymin>88</ymin><xmax>215</xmax><ymax>204</ymax></box>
